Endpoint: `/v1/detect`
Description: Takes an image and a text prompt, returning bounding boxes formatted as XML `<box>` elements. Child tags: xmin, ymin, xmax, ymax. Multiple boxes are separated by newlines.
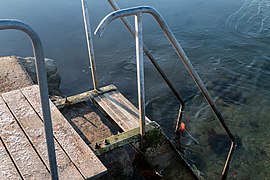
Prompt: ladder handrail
<box><xmin>81</xmin><ymin>0</ymin><xmax>98</xmax><ymax>90</ymax></box>
<box><xmin>94</xmin><ymin>6</ymin><xmax>236</xmax><ymax>179</ymax></box>
<box><xmin>0</xmin><ymin>19</ymin><xmax>58</xmax><ymax>180</ymax></box>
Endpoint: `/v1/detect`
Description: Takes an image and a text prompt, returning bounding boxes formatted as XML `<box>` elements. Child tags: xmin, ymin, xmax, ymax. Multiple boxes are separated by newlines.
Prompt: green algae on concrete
<box><xmin>133</xmin><ymin>122</ymin><xmax>203</xmax><ymax>180</ymax></box>
<box><xmin>54</xmin><ymin>85</ymin><xmax>117</xmax><ymax>109</ymax></box>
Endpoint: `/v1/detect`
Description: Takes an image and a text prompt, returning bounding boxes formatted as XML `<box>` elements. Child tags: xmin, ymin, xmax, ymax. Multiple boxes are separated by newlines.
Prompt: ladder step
<box><xmin>93</xmin><ymin>90</ymin><xmax>151</xmax><ymax>132</ymax></box>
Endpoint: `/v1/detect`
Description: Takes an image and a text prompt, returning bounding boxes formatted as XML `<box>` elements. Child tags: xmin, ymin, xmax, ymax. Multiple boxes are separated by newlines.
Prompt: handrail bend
<box><xmin>94</xmin><ymin>6</ymin><xmax>236</xmax><ymax>179</ymax></box>
<box><xmin>0</xmin><ymin>19</ymin><xmax>58</xmax><ymax>180</ymax></box>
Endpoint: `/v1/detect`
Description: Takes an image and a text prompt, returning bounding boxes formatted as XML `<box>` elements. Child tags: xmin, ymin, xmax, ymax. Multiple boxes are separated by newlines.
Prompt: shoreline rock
<box><xmin>18</xmin><ymin>56</ymin><xmax>62</xmax><ymax>96</ymax></box>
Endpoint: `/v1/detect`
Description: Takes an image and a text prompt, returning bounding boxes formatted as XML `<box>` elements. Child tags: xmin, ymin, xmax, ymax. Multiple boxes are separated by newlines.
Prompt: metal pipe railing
<box><xmin>0</xmin><ymin>19</ymin><xmax>58</xmax><ymax>180</ymax></box>
<box><xmin>94</xmin><ymin>6</ymin><xmax>236</xmax><ymax>179</ymax></box>
<box><xmin>134</xmin><ymin>12</ymin><xmax>146</xmax><ymax>148</ymax></box>
<box><xmin>81</xmin><ymin>0</ymin><xmax>98</xmax><ymax>90</ymax></box>
<box><xmin>107</xmin><ymin>0</ymin><xmax>186</xmax><ymax>134</ymax></box>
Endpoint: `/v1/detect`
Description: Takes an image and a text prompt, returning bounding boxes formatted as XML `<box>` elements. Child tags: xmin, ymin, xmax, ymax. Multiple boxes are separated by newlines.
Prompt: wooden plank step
<box><xmin>21</xmin><ymin>85</ymin><xmax>107</xmax><ymax>179</ymax></box>
<box><xmin>0</xmin><ymin>96</ymin><xmax>50</xmax><ymax>179</ymax></box>
<box><xmin>2</xmin><ymin>89</ymin><xmax>84</xmax><ymax>179</ymax></box>
<box><xmin>93</xmin><ymin>90</ymin><xmax>151</xmax><ymax>132</ymax></box>
<box><xmin>0</xmin><ymin>138</ymin><xmax>22</xmax><ymax>179</ymax></box>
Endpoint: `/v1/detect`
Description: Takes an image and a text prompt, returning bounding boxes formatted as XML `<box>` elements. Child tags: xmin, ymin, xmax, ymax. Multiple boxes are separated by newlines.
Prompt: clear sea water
<box><xmin>1</xmin><ymin>0</ymin><xmax>270</xmax><ymax>179</ymax></box>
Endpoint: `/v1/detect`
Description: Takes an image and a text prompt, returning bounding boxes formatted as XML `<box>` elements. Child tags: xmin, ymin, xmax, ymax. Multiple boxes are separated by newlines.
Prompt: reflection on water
<box><xmin>226</xmin><ymin>0</ymin><xmax>270</xmax><ymax>37</ymax></box>
<box><xmin>1</xmin><ymin>0</ymin><xmax>270</xmax><ymax>179</ymax></box>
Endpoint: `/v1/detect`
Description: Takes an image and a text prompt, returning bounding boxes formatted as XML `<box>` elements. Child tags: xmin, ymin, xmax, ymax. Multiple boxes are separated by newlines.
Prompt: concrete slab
<box><xmin>0</xmin><ymin>56</ymin><xmax>32</xmax><ymax>94</ymax></box>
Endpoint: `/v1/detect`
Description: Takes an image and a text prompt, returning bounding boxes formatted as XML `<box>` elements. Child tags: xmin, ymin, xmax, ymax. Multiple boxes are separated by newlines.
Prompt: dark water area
<box><xmin>1</xmin><ymin>0</ymin><xmax>270</xmax><ymax>179</ymax></box>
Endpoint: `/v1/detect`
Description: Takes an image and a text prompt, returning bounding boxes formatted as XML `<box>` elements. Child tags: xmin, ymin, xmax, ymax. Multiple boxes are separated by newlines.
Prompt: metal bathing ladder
<box><xmin>82</xmin><ymin>2</ymin><xmax>236</xmax><ymax>179</ymax></box>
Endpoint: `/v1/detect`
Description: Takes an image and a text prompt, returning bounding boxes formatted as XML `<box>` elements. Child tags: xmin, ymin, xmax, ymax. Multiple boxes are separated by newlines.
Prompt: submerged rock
<box><xmin>97</xmin><ymin>147</ymin><xmax>133</xmax><ymax>180</ymax></box>
<box><xmin>207</xmin><ymin>129</ymin><xmax>242</xmax><ymax>155</ymax></box>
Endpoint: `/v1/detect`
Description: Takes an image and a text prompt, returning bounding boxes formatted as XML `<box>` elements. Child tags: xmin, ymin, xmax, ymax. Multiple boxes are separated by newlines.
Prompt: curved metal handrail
<box><xmin>94</xmin><ymin>6</ymin><xmax>236</xmax><ymax>179</ymax></box>
<box><xmin>0</xmin><ymin>19</ymin><xmax>58</xmax><ymax>180</ymax></box>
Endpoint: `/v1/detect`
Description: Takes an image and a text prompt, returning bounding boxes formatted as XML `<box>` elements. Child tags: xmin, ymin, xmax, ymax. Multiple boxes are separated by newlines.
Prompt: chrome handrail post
<box><xmin>135</xmin><ymin>12</ymin><xmax>146</xmax><ymax>148</ymax></box>
<box><xmin>81</xmin><ymin>0</ymin><xmax>98</xmax><ymax>90</ymax></box>
<box><xmin>0</xmin><ymin>19</ymin><xmax>58</xmax><ymax>180</ymax></box>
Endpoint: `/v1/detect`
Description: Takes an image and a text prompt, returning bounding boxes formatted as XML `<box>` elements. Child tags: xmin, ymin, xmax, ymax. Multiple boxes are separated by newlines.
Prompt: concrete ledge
<box><xmin>0</xmin><ymin>56</ymin><xmax>33</xmax><ymax>94</ymax></box>
<box><xmin>0</xmin><ymin>56</ymin><xmax>61</xmax><ymax>95</ymax></box>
